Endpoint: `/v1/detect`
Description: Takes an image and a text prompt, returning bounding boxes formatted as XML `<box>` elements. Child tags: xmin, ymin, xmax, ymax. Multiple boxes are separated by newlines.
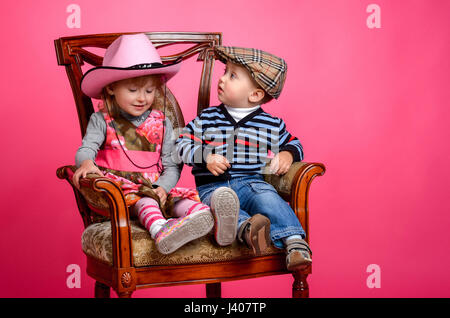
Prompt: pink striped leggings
<box><xmin>133</xmin><ymin>197</ymin><xmax>210</xmax><ymax>232</ymax></box>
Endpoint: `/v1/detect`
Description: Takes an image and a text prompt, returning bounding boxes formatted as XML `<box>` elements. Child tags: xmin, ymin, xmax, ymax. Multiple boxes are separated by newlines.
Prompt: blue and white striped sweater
<box><xmin>176</xmin><ymin>104</ymin><xmax>303</xmax><ymax>186</ymax></box>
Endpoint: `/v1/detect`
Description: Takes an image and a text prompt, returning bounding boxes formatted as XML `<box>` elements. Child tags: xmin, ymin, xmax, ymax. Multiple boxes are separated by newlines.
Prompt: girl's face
<box><xmin>106</xmin><ymin>76</ymin><xmax>158</xmax><ymax>117</ymax></box>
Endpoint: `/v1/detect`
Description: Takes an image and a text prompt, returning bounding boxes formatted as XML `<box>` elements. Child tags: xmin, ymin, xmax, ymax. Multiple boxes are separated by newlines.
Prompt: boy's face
<box><xmin>218</xmin><ymin>62</ymin><xmax>263</xmax><ymax>108</ymax></box>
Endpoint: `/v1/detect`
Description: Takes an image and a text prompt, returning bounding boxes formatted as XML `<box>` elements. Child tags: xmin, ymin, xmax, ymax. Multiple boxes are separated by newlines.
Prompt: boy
<box><xmin>176</xmin><ymin>46</ymin><xmax>312</xmax><ymax>270</ymax></box>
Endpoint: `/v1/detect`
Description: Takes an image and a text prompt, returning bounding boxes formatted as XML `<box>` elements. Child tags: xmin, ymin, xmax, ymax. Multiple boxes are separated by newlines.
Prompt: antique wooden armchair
<box><xmin>55</xmin><ymin>31</ymin><xmax>325</xmax><ymax>298</ymax></box>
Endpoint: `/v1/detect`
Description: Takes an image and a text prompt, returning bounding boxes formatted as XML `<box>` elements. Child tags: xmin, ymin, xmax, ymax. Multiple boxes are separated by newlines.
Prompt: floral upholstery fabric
<box><xmin>81</xmin><ymin>220</ymin><xmax>283</xmax><ymax>267</ymax></box>
<box><xmin>263</xmin><ymin>162</ymin><xmax>307</xmax><ymax>198</ymax></box>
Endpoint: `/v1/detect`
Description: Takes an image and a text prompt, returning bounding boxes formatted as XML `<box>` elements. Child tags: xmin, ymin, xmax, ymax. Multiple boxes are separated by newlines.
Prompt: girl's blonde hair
<box><xmin>101</xmin><ymin>74</ymin><xmax>163</xmax><ymax>117</ymax></box>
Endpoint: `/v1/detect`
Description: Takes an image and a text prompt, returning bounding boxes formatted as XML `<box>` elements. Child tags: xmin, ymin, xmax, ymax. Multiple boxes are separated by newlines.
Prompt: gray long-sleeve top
<box><xmin>75</xmin><ymin>109</ymin><xmax>182</xmax><ymax>193</ymax></box>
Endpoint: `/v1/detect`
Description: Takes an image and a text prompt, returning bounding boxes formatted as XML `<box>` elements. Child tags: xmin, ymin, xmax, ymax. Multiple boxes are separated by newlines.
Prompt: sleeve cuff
<box><xmin>279</xmin><ymin>145</ymin><xmax>302</xmax><ymax>162</ymax></box>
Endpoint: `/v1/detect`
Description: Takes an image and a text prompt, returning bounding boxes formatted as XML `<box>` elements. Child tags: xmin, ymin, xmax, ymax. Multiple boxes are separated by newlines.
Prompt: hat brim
<box><xmin>214</xmin><ymin>46</ymin><xmax>239</xmax><ymax>65</ymax></box>
<box><xmin>81</xmin><ymin>61</ymin><xmax>181</xmax><ymax>99</ymax></box>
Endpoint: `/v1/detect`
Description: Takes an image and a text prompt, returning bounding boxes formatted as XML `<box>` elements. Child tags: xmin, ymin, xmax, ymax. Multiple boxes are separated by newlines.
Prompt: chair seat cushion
<box><xmin>81</xmin><ymin>220</ymin><xmax>283</xmax><ymax>267</ymax></box>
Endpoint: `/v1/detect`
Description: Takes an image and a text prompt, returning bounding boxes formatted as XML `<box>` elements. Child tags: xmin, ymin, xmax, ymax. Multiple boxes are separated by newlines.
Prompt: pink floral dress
<box><xmin>95</xmin><ymin>108</ymin><xmax>199</xmax><ymax>218</ymax></box>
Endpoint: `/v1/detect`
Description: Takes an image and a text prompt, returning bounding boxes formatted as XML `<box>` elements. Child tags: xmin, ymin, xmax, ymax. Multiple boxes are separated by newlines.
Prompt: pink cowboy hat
<box><xmin>81</xmin><ymin>33</ymin><xmax>181</xmax><ymax>99</ymax></box>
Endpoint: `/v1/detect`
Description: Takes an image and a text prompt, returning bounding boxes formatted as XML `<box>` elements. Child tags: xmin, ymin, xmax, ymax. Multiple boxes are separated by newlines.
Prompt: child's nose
<box><xmin>137</xmin><ymin>90</ymin><xmax>145</xmax><ymax>101</ymax></box>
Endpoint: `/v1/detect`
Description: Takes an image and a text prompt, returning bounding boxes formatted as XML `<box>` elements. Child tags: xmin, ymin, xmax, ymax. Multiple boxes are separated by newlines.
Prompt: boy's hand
<box><xmin>73</xmin><ymin>160</ymin><xmax>104</xmax><ymax>189</ymax></box>
<box><xmin>206</xmin><ymin>154</ymin><xmax>231</xmax><ymax>176</ymax></box>
<box><xmin>154</xmin><ymin>186</ymin><xmax>167</xmax><ymax>206</ymax></box>
<box><xmin>269</xmin><ymin>151</ymin><xmax>294</xmax><ymax>176</ymax></box>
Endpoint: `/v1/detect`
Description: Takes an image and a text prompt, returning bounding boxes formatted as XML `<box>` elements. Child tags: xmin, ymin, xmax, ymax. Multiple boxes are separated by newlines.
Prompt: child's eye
<box><xmin>230</xmin><ymin>73</ymin><xmax>236</xmax><ymax>79</ymax></box>
<box><xmin>146</xmin><ymin>89</ymin><xmax>153</xmax><ymax>94</ymax></box>
<box><xmin>128</xmin><ymin>88</ymin><xmax>137</xmax><ymax>92</ymax></box>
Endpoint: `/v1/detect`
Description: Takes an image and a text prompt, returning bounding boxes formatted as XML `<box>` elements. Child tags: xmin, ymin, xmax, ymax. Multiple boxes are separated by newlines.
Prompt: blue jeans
<box><xmin>196</xmin><ymin>175</ymin><xmax>306</xmax><ymax>249</ymax></box>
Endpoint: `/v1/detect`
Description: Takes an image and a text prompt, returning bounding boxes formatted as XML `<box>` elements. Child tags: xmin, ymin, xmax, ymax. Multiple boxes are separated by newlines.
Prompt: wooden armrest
<box><xmin>264</xmin><ymin>162</ymin><xmax>325</xmax><ymax>243</ymax></box>
<box><xmin>57</xmin><ymin>165</ymin><xmax>112</xmax><ymax>214</ymax></box>
<box><xmin>57</xmin><ymin>165</ymin><xmax>134</xmax><ymax>269</ymax></box>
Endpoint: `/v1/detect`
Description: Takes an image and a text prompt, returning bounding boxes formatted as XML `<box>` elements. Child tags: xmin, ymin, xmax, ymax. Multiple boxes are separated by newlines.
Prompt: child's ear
<box><xmin>249</xmin><ymin>88</ymin><xmax>265</xmax><ymax>104</ymax></box>
<box><xmin>105</xmin><ymin>85</ymin><xmax>114</xmax><ymax>96</ymax></box>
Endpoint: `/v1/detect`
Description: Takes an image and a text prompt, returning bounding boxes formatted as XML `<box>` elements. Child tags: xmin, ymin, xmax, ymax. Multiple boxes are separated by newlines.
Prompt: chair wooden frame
<box><xmin>55</xmin><ymin>31</ymin><xmax>325</xmax><ymax>298</ymax></box>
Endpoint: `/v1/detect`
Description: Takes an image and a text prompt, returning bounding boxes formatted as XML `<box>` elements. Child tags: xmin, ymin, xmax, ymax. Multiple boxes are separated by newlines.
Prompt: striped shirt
<box><xmin>176</xmin><ymin>104</ymin><xmax>304</xmax><ymax>186</ymax></box>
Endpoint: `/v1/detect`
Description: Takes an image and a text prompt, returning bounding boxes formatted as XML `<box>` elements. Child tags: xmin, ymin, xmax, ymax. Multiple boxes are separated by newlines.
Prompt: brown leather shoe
<box><xmin>237</xmin><ymin>214</ymin><xmax>271</xmax><ymax>256</ymax></box>
<box><xmin>285</xmin><ymin>239</ymin><xmax>312</xmax><ymax>271</ymax></box>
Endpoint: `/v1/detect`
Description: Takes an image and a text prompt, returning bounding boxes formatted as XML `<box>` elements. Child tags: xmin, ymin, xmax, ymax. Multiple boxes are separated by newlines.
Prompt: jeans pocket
<box><xmin>248</xmin><ymin>180</ymin><xmax>278</xmax><ymax>194</ymax></box>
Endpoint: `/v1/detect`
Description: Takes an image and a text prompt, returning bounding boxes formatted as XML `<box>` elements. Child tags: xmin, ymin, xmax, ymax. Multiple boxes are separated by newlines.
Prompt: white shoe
<box><xmin>210</xmin><ymin>187</ymin><xmax>240</xmax><ymax>246</ymax></box>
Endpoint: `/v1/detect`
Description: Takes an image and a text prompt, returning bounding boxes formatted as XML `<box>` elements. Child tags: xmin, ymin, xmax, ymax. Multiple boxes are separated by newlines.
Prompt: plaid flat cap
<box><xmin>214</xmin><ymin>46</ymin><xmax>287</xmax><ymax>99</ymax></box>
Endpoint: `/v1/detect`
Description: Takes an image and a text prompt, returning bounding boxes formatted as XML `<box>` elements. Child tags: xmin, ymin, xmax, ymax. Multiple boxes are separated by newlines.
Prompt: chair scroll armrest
<box><xmin>57</xmin><ymin>165</ymin><xmax>111</xmax><ymax>215</ymax></box>
<box><xmin>57</xmin><ymin>165</ymin><xmax>134</xmax><ymax>269</ymax></box>
<box><xmin>264</xmin><ymin>162</ymin><xmax>325</xmax><ymax>243</ymax></box>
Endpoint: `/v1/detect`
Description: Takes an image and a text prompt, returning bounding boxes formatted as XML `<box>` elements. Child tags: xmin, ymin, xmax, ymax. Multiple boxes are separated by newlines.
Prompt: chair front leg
<box><xmin>292</xmin><ymin>270</ymin><xmax>310</xmax><ymax>298</ymax></box>
<box><xmin>95</xmin><ymin>281</ymin><xmax>110</xmax><ymax>298</ymax></box>
<box><xmin>92</xmin><ymin>178</ymin><xmax>136</xmax><ymax>297</ymax></box>
<box><xmin>206</xmin><ymin>282</ymin><xmax>221</xmax><ymax>298</ymax></box>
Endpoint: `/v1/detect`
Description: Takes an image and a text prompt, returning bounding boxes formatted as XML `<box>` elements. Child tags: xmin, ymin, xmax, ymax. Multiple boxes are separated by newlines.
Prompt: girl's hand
<box><xmin>154</xmin><ymin>186</ymin><xmax>167</xmax><ymax>206</ymax></box>
<box><xmin>269</xmin><ymin>151</ymin><xmax>294</xmax><ymax>176</ymax></box>
<box><xmin>206</xmin><ymin>154</ymin><xmax>231</xmax><ymax>176</ymax></box>
<box><xmin>73</xmin><ymin>160</ymin><xmax>104</xmax><ymax>189</ymax></box>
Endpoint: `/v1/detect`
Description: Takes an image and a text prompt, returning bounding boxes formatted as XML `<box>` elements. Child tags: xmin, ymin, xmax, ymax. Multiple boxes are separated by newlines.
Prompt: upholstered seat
<box><xmin>82</xmin><ymin>220</ymin><xmax>283</xmax><ymax>267</ymax></box>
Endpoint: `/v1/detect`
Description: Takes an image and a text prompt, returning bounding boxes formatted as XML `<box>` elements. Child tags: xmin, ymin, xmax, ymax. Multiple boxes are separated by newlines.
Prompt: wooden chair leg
<box><xmin>95</xmin><ymin>281</ymin><xmax>110</xmax><ymax>298</ymax></box>
<box><xmin>206</xmin><ymin>282</ymin><xmax>221</xmax><ymax>298</ymax></box>
<box><xmin>292</xmin><ymin>271</ymin><xmax>309</xmax><ymax>298</ymax></box>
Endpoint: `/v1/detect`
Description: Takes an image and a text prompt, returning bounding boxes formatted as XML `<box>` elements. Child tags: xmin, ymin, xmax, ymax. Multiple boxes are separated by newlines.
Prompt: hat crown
<box><xmin>81</xmin><ymin>33</ymin><xmax>181</xmax><ymax>99</ymax></box>
<box><xmin>103</xmin><ymin>33</ymin><xmax>162</xmax><ymax>68</ymax></box>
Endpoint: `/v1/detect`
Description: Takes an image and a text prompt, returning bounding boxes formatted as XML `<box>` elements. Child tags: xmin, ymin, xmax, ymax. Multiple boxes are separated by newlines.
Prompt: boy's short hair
<box><xmin>249</xmin><ymin>77</ymin><xmax>274</xmax><ymax>105</ymax></box>
<box><xmin>214</xmin><ymin>46</ymin><xmax>287</xmax><ymax>100</ymax></box>
<box><xmin>259</xmin><ymin>93</ymin><xmax>274</xmax><ymax>105</ymax></box>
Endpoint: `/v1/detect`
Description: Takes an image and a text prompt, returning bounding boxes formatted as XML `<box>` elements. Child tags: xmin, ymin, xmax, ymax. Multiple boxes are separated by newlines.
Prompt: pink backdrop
<box><xmin>1</xmin><ymin>0</ymin><xmax>449</xmax><ymax>298</ymax></box>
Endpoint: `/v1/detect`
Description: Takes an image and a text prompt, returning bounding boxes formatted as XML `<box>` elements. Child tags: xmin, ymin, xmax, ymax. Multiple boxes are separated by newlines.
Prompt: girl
<box><xmin>73</xmin><ymin>33</ymin><xmax>215</xmax><ymax>255</ymax></box>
